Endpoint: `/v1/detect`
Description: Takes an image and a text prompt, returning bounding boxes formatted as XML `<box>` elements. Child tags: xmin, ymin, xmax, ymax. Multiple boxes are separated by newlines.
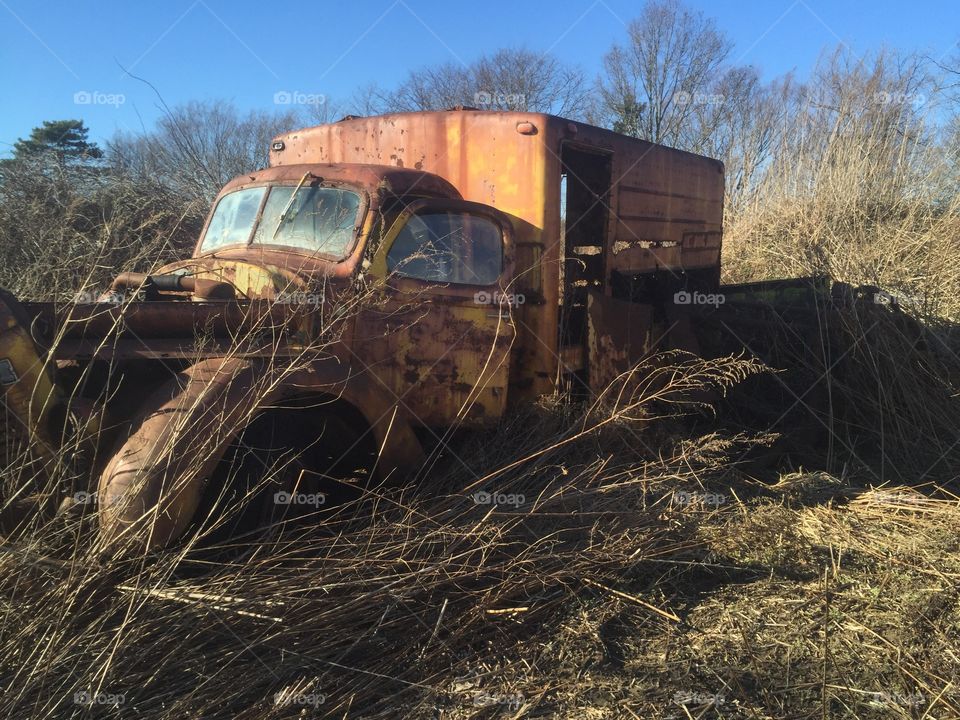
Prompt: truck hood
<box><xmin>156</xmin><ymin>250</ymin><xmax>349</xmax><ymax>301</ymax></box>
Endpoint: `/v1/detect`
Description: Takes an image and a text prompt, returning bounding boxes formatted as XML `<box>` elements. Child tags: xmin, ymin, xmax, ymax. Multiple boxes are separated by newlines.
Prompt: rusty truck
<box><xmin>0</xmin><ymin>109</ymin><xmax>727</xmax><ymax>552</ymax></box>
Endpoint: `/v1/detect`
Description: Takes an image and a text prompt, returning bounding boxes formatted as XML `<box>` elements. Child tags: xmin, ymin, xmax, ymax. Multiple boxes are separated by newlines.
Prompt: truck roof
<box><xmin>269</xmin><ymin>109</ymin><xmax>722</xmax><ymax>168</ymax></box>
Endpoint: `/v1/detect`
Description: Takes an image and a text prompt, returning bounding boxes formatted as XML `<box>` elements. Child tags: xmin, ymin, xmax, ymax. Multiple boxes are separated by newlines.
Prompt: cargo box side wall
<box><xmin>556</xmin><ymin>122</ymin><xmax>725</xmax><ymax>302</ymax></box>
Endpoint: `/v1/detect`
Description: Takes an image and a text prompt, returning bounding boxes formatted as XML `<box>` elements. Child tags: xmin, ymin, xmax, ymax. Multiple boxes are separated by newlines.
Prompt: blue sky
<box><xmin>1</xmin><ymin>0</ymin><xmax>958</xmax><ymax>154</ymax></box>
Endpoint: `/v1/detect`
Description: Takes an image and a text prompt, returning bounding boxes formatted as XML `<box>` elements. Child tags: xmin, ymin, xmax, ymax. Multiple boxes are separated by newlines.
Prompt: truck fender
<box><xmin>97</xmin><ymin>357</ymin><xmax>424</xmax><ymax>553</ymax></box>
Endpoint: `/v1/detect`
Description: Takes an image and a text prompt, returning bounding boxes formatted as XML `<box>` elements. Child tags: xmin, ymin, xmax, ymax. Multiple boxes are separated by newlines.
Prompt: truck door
<box><xmin>356</xmin><ymin>199</ymin><xmax>515</xmax><ymax>429</ymax></box>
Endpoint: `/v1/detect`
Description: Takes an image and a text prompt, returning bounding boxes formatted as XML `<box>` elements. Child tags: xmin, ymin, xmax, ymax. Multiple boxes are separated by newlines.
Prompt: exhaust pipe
<box><xmin>111</xmin><ymin>272</ymin><xmax>236</xmax><ymax>301</ymax></box>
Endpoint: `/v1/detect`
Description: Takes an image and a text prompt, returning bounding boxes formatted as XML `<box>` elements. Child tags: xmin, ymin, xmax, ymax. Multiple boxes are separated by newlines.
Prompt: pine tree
<box><xmin>12</xmin><ymin>120</ymin><xmax>103</xmax><ymax>164</ymax></box>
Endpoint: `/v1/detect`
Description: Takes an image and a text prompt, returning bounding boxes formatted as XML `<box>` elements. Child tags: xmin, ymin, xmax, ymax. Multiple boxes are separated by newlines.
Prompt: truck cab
<box><xmin>156</xmin><ymin>161</ymin><xmax>518</xmax><ymax>427</ymax></box>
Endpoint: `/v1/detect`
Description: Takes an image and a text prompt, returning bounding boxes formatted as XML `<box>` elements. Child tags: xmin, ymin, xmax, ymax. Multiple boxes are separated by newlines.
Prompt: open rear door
<box><xmin>586</xmin><ymin>291</ymin><xmax>655</xmax><ymax>393</ymax></box>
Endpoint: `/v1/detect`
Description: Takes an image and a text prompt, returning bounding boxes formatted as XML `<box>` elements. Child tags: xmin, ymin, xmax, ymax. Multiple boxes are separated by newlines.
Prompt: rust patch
<box><xmin>587</xmin><ymin>291</ymin><xmax>653</xmax><ymax>394</ymax></box>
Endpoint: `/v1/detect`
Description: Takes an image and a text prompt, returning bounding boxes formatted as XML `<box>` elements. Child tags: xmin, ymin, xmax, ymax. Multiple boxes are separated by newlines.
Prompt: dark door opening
<box><xmin>558</xmin><ymin>145</ymin><xmax>612</xmax><ymax>351</ymax></box>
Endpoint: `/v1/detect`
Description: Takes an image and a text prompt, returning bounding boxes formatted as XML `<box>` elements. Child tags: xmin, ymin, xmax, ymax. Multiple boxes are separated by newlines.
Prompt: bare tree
<box><xmin>300</xmin><ymin>96</ymin><xmax>344</xmax><ymax>126</ymax></box>
<box><xmin>473</xmin><ymin>49</ymin><xmax>590</xmax><ymax>117</ymax></box>
<box><xmin>382</xmin><ymin>62</ymin><xmax>473</xmax><ymax>112</ymax></box>
<box><xmin>931</xmin><ymin>48</ymin><xmax>960</xmax><ymax>202</ymax></box>
<box><xmin>684</xmin><ymin>68</ymin><xmax>798</xmax><ymax>213</ymax></box>
<box><xmin>723</xmin><ymin>47</ymin><xmax>956</xmax><ymax>302</ymax></box>
<box><xmin>598</xmin><ymin>0</ymin><xmax>731</xmax><ymax>146</ymax></box>
<box><xmin>760</xmin><ymin>48</ymin><xmax>936</xmax><ymax>209</ymax></box>
<box><xmin>108</xmin><ymin>100</ymin><xmax>302</xmax><ymax>203</ymax></box>
<box><xmin>379</xmin><ymin>48</ymin><xmax>591</xmax><ymax>118</ymax></box>
<box><xmin>347</xmin><ymin>83</ymin><xmax>392</xmax><ymax>117</ymax></box>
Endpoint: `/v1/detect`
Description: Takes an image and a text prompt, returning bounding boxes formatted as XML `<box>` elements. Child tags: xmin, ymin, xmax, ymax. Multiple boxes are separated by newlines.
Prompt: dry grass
<box><xmin>2</xmin><ymin>232</ymin><xmax>960</xmax><ymax>719</ymax></box>
<box><xmin>723</xmin><ymin>50</ymin><xmax>960</xmax><ymax>320</ymax></box>
<box><xmin>1</xmin><ymin>355</ymin><xmax>763</xmax><ymax>719</ymax></box>
<box><xmin>0</xmin><ymin>156</ymin><xmax>203</xmax><ymax>299</ymax></box>
<box><xmin>2</xmin><ymin>328</ymin><xmax>960</xmax><ymax>718</ymax></box>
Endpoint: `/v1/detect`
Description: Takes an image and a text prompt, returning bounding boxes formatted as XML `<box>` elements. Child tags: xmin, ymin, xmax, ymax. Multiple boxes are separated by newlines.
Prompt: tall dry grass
<box><xmin>0</xmin><ymin>155</ymin><xmax>204</xmax><ymax>300</ymax></box>
<box><xmin>0</xmin><ymin>351</ymin><xmax>765</xmax><ymax>719</ymax></box>
<box><xmin>723</xmin><ymin>50</ymin><xmax>960</xmax><ymax>320</ymax></box>
<box><xmin>2</xmin><ymin>342</ymin><xmax>959</xmax><ymax>718</ymax></box>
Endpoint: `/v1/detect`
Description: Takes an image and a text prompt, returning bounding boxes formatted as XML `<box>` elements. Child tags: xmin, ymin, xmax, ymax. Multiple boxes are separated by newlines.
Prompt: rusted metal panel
<box><xmin>354</xmin><ymin>295</ymin><xmax>515</xmax><ymax>428</ymax></box>
<box><xmin>355</xmin><ymin>197</ymin><xmax>517</xmax><ymax>429</ymax></box>
<box><xmin>97</xmin><ymin>356</ymin><xmax>424</xmax><ymax>553</ymax></box>
<box><xmin>0</xmin><ymin>290</ymin><xmax>62</xmax><ymax>468</ymax></box>
<box><xmin>51</xmin><ymin>337</ymin><xmax>306</xmax><ymax>362</ymax></box>
<box><xmin>271</xmin><ymin>112</ymin><xmax>558</xmax><ymax>400</ymax></box>
<box><xmin>610</xmin><ymin>242</ymin><xmax>684</xmax><ymax>275</ymax></box>
<box><xmin>586</xmin><ymin>291</ymin><xmax>654</xmax><ymax>394</ymax></box>
<box><xmin>188</xmin><ymin>164</ymin><xmax>461</xmax><ymax>286</ymax></box>
<box><xmin>214</xmin><ymin>163</ymin><xmax>461</xmax><ymax>200</ymax></box>
<box><xmin>31</xmin><ymin>300</ymin><xmax>303</xmax><ymax>339</ymax></box>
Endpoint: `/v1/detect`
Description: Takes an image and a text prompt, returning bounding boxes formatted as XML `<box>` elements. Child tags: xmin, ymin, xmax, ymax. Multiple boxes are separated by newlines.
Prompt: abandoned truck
<box><xmin>0</xmin><ymin>109</ymin><xmax>724</xmax><ymax>552</ymax></box>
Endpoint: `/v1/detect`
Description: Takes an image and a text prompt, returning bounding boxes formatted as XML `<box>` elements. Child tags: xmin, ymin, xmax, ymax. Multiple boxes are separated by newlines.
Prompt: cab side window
<box><xmin>387</xmin><ymin>212</ymin><xmax>502</xmax><ymax>285</ymax></box>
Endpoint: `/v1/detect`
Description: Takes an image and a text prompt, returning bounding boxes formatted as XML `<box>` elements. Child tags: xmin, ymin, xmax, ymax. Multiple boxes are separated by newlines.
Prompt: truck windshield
<box><xmin>200</xmin><ymin>185</ymin><xmax>361</xmax><ymax>257</ymax></box>
<box><xmin>201</xmin><ymin>187</ymin><xmax>267</xmax><ymax>251</ymax></box>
